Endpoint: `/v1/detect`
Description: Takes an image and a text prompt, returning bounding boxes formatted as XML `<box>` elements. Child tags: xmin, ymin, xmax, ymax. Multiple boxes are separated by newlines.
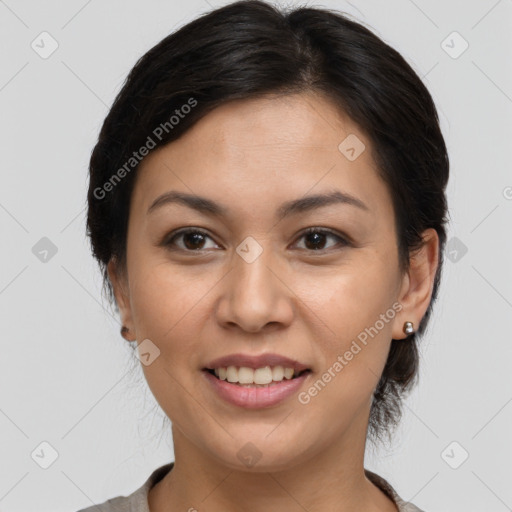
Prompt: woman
<box><xmin>80</xmin><ymin>1</ymin><xmax>449</xmax><ymax>510</ymax></box>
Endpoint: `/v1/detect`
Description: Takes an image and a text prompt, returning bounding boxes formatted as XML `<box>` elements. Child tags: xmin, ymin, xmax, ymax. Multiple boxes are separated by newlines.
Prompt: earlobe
<box><xmin>392</xmin><ymin>228</ymin><xmax>440</xmax><ymax>340</ymax></box>
<box><xmin>107</xmin><ymin>258</ymin><xmax>136</xmax><ymax>340</ymax></box>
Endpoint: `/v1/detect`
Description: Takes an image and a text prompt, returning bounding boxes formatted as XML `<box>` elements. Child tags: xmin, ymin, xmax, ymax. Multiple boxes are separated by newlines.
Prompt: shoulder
<box><xmin>365</xmin><ymin>469</ymin><xmax>425</xmax><ymax>512</ymax></box>
<box><xmin>75</xmin><ymin>463</ymin><xmax>174</xmax><ymax>512</ymax></box>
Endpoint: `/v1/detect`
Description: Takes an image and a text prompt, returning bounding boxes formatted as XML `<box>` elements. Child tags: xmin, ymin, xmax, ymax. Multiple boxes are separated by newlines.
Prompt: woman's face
<box><xmin>110</xmin><ymin>91</ymin><xmax>421</xmax><ymax>470</ymax></box>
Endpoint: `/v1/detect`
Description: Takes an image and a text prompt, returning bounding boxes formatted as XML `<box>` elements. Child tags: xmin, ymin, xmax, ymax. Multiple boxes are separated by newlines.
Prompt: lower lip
<box><xmin>203</xmin><ymin>370</ymin><xmax>310</xmax><ymax>409</ymax></box>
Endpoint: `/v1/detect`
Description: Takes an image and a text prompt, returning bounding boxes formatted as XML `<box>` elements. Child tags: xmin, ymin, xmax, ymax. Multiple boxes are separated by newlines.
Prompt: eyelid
<box><xmin>293</xmin><ymin>226</ymin><xmax>351</xmax><ymax>250</ymax></box>
<box><xmin>162</xmin><ymin>226</ymin><xmax>351</xmax><ymax>252</ymax></box>
<box><xmin>163</xmin><ymin>227</ymin><xmax>219</xmax><ymax>251</ymax></box>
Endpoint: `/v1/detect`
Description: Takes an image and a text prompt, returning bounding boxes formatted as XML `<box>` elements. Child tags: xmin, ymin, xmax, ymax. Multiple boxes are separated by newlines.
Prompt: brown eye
<box><xmin>165</xmin><ymin>228</ymin><xmax>219</xmax><ymax>251</ymax></box>
<box><xmin>162</xmin><ymin>227</ymin><xmax>349</xmax><ymax>253</ymax></box>
<box><xmin>295</xmin><ymin>228</ymin><xmax>349</xmax><ymax>251</ymax></box>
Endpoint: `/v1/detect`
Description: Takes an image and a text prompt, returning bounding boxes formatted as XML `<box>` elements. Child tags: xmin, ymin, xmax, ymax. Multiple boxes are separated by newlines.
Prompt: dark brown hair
<box><xmin>86</xmin><ymin>0</ymin><xmax>449</xmax><ymax>442</ymax></box>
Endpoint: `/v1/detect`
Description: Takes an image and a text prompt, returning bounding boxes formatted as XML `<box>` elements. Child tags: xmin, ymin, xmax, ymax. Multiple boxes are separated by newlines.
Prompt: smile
<box><xmin>202</xmin><ymin>367</ymin><xmax>312</xmax><ymax>408</ymax></box>
<box><xmin>206</xmin><ymin>365</ymin><xmax>309</xmax><ymax>386</ymax></box>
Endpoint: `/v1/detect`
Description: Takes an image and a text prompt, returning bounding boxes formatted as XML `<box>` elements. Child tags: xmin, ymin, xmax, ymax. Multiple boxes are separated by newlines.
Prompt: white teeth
<box><xmin>272</xmin><ymin>365</ymin><xmax>284</xmax><ymax>381</ymax></box>
<box><xmin>238</xmin><ymin>367</ymin><xmax>254</xmax><ymax>384</ymax></box>
<box><xmin>226</xmin><ymin>365</ymin><xmax>238</xmax><ymax>383</ymax></box>
<box><xmin>254</xmin><ymin>366</ymin><xmax>273</xmax><ymax>385</ymax></box>
<box><xmin>284</xmin><ymin>367</ymin><xmax>294</xmax><ymax>380</ymax></box>
<box><xmin>212</xmin><ymin>365</ymin><xmax>302</xmax><ymax>384</ymax></box>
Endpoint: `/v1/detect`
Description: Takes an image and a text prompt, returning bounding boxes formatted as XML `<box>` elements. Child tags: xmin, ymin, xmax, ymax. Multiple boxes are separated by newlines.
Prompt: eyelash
<box><xmin>163</xmin><ymin>226</ymin><xmax>351</xmax><ymax>254</ymax></box>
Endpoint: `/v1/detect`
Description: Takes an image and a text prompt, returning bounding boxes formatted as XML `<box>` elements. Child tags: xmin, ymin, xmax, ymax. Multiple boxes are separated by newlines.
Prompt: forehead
<box><xmin>132</xmin><ymin>91</ymin><xmax>391</xmax><ymax>221</ymax></box>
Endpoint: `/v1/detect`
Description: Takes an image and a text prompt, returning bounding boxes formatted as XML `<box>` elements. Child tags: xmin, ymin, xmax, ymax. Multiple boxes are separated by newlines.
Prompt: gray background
<box><xmin>1</xmin><ymin>0</ymin><xmax>511</xmax><ymax>510</ymax></box>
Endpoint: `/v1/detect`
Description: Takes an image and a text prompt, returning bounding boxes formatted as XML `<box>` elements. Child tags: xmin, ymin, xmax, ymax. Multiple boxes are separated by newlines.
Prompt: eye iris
<box><xmin>305</xmin><ymin>231</ymin><xmax>327</xmax><ymax>250</ymax></box>
<box><xmin>174</xmin><ymin>229</ymin><xmax>338</xmax><ymax>251</ymax></box>
<box><xmin>183</xmin><ymin>232</ymin><xmax>206</xmax><ymax>250</ymax></box>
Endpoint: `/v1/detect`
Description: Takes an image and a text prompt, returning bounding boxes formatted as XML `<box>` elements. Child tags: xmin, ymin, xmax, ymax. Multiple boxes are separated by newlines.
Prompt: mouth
<box><xmin>203</xmin><ymin>366</ymin><xmax>312</xmax><ymax>387</ymax></box>
<box><xmin>202</xmin><ymin>365</ymin><xmax>312</xmax><ymax>409</ymax></box>
<box><xmin>201</xmin><ymin>353</ymin><xmax>312</xmax><ymax>408</ymax></box>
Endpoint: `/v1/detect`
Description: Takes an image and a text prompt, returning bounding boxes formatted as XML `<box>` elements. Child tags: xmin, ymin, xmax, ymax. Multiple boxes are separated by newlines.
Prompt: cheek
<box><xmin>128</xmin><ymin>259</ymin><xmax>217</xmax><ymax>351</ymax></box>
<box><xmin>300</xmin><ymin>254</ymin><xmax>397</xmax><ymax>335</ymax></box>
<box><xmin>127</xmin><ymin>263</ymin><xmax>217</xmax><ymax>417</ymax></box>
<box><xmin>296</xmin><ymin>265</ymin><xmax>397</xmax><ymax>424</ymax></box>
<box><xmin>130</xmin><ymin>271</ymin><xmax>173</xmax><ymax>336</ymax></box>
<box><xmin>295</xmin><ymin>254</ymin><xmax>398</xmax><ymax>404</ymax></box>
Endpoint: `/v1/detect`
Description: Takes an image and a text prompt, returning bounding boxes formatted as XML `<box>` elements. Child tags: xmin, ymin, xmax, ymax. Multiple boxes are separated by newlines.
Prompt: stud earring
<box><xmin>403</xmin><ymin>321</ymin><xmax>414</xmax><ymax>335</ymax></box>
<box><xmin>121</xmin><ymin>325</ymin><xmax>131</xmax><ymax>340</ymax></box>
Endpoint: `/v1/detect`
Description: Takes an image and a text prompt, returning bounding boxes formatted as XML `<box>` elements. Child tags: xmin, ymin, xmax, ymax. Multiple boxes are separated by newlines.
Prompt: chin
<box><xmin>202</xmin><ymin>431</ymin><xmax>314</xmax><ymax>473</ymax></box>
<box><xmin>219</xmin><ymin>450</ymin><xmax>308</xmax><ymax>473</ymax></box>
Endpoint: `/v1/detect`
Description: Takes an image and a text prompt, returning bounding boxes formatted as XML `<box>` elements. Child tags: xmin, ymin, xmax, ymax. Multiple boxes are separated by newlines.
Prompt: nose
<box><xmin>215</xmin><ymin>245</ymin><xmax>294</xmax><ymax>333</ymax></box>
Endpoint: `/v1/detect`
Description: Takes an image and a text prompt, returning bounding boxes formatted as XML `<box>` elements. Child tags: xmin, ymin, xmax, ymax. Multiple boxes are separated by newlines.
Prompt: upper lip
<box><xmin>204</xmin><ymin>353</ymin><xmax>310</xmax><ymax>373</ymax></box>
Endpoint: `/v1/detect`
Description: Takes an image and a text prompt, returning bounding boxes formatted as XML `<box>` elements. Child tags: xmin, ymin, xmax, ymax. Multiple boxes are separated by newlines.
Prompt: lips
<box><xmin>201</xmin><ymin>352</ymin><xmax>312</xmax><ymax>408</ymax></box>
<box><xmin>204</xmin><ymin>353</ymin><xmax>311</xmax><ymax>374</ymax></box>
<box><xmin>202</xmin><ymin>367</ymin><xmax>311</xmax><ymax>409</ymax></box>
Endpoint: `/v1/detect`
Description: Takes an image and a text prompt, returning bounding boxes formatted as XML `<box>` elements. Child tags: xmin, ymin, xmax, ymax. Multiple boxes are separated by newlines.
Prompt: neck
<box><xmin>148</xmin><ymin>407</ymin><xmax>397</xmax><ymax>512</ymax></box>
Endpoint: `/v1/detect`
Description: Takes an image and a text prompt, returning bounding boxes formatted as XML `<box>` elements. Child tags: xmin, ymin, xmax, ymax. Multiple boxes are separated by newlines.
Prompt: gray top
<box><xmin>76</xmin><ymin>463</ymin><xmax>424</xmax><ymax>512</ymax></box>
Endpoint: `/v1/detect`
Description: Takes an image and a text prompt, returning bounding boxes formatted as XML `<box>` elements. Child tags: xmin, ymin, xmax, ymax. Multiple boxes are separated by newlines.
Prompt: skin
<box><xmin>108</xmin><ymin>90</ymin><xmax>439</xmax><ymax>512</ymax></box>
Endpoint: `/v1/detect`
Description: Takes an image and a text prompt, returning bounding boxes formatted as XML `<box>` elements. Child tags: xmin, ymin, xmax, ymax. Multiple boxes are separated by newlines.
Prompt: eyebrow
<box><xmin>147</xmin><ymin>190</ymin><xmax>369</xmax><ymax>220</ymax></box>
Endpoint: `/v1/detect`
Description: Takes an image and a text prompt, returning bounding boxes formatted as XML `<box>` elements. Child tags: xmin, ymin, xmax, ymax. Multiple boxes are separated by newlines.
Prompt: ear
<box><xmin>107</xmin><ymin>258</ymin><xmax>136</xmax><ymax>341</ymax></box>
<box><xmin>392</xmin><ymin>228</ymin><xmax>440</xmax><ymax>340</ymax></box>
